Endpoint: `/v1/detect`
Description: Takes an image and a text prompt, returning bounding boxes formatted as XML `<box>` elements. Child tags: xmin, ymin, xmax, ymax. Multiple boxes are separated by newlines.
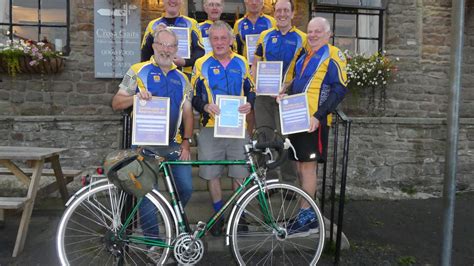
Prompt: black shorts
<box><xmin>288</xmin><ymin>123</ymin><xmax>329</xmax><ymax>163</ymax></box>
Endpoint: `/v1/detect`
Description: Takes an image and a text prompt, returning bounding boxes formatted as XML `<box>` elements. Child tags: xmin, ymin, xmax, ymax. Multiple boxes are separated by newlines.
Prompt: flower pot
<box><xmin>0</xmin><ymin>56</ymin><xmax>65</xmax><ymax>76</ymax></box>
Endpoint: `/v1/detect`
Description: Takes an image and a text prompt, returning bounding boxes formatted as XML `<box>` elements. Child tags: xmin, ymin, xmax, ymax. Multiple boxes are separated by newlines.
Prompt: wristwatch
<box><xmin>182</xmin><ymin>137</ymin><xmax>193</xmax><ymax>144</ymax></box>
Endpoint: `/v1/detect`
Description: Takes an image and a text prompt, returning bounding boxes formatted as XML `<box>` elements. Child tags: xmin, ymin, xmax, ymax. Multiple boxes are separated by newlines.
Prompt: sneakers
<box><xmin>286</xmin><ymin>208</ymin><xmax>319</xmax><ymax>238</ymax></box>
<box><xmin>210</xmin><ymin>218</ymin><xmax>224</xmax><ymax>237</ymax></box>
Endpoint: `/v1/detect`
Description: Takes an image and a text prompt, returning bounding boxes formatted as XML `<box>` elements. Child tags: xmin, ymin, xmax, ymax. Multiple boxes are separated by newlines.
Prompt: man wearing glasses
<box><xmin>199</xmin><ymin>0</ymin><xmax>224</xmax><ymax>52</ymax></box>
<box><xmin>112</xmin><ymin>28</ymin><xmax>194</xmax><ymax>243</ymax></box>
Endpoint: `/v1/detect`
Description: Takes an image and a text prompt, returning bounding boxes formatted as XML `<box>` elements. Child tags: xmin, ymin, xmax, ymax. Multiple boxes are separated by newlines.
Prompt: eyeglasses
<box><xmin>153</xmin><ymin>41</ymin><xmax>178</xmax><ymax>49</ymax></box>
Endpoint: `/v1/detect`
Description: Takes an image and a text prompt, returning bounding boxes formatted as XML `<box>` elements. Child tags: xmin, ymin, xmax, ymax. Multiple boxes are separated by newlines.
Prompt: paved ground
<box><xmin>0</xmin><ymin>192</ymin><xmax>472</xmax><ymax>265</ymax></box>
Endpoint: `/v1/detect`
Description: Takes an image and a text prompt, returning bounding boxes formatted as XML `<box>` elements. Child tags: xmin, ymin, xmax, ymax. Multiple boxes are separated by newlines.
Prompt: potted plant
<box><xmin>345</xmin><ymin>50</ymin><xmax>398</xmax><ymax>113</ymax></box>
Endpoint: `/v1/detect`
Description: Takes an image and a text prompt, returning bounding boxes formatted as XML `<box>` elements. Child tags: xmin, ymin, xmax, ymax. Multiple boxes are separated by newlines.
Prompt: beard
<box><xmin>155</xmin><ymin>51</ymin><xmax>174</xmax><ymax>68</ymax></box>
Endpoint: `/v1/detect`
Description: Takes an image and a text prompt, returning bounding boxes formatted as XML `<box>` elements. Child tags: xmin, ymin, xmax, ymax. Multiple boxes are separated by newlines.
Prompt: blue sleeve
<box><xmin>184</xmin><ymin>31</ymin><xmax>205</xmax><ymax>67</ymax></box>
<box><xmin>314</xmin><ymin>60</ymin><xmax>348</xmax><ymax>120</ymax></box>
<box><xmin>243</xmin><ymin>78</ymin><xmax>256</xmax><ymax>109</ymax></box>
<box><xmin>192</xmin><ymin>77</ymin><xmax>208</xmax><ymax>114</ymax></box>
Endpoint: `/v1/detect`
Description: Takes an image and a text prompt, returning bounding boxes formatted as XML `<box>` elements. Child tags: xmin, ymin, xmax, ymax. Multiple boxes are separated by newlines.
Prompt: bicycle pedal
<box><xmin>196</xmin><ymin>221</ymin><xmax>206</xmax><ymax>230</ymax></box>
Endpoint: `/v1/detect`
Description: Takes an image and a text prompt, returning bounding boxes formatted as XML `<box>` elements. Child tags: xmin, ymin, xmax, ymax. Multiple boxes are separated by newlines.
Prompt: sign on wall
<box><xmin>94</xmin><ymin>1</ymin><xmax>141</xmax><ymax>78</ymax></box>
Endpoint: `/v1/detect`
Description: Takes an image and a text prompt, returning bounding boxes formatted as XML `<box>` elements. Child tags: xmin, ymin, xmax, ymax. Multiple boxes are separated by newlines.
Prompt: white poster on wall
<box><xmin>94</xmin><ymin>1</ymin><xmax>141</xmax><ymax>78</ymax></box>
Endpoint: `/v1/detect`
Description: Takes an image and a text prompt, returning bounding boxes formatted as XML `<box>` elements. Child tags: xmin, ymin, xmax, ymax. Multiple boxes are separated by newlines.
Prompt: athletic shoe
<box><xmin>286</xmin><ymin>208</ymin><xmax>319</xmax><ymax>238</ymax></box>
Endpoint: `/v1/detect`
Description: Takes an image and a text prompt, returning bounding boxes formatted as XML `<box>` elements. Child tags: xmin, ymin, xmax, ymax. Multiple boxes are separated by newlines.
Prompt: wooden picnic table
<box><xmin>0</xmin><ymin>146</ymin><xmax>70</xmax><ymax>257</ymax></box>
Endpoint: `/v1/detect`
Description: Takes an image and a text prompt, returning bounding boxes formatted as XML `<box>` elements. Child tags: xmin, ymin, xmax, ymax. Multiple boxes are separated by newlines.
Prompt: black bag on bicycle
<box><xmin>103</xmin><ymin>149</ymin><xmax>157</xmax><ymax>198</ymax></box>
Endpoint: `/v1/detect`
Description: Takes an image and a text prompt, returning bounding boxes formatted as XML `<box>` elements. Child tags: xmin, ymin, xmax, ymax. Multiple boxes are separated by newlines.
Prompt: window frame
<box><xmin>311</xmin><ymin>2</ymin><xmax>385</xmax><ymax>54</ymax></box>
<box><xmin>0</xmin><ymin>0</ymin><xmax>70</xmax><ymax>54</ymax></box>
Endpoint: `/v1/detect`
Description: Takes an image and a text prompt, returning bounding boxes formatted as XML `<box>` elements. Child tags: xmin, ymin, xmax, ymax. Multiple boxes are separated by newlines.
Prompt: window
<box><xmin>0</xmin><ymin>0</ymin><xmax>69</xmax><ymax>54</ymax></box>
<box><xmin>312</xmin><ymin>0</ymin><xmax>386</xmax><ymax>55</ymax></box>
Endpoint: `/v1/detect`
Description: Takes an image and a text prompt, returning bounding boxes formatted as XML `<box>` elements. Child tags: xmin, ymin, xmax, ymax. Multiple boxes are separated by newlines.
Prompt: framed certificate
<box><xmin>202</xmin><ymin>37</ymin><xmax>213</xmax><ymax>55</ymax></box>
<box><xmin>214</xmin><ymin>95</ymin><xmax>246</xmax><ymax>139</ymax></box>
<box><xmin>256</xmin><ymin>61</ymin><xmax>283</xmax><ymax>96</ymax></box>
<box><xmin>245</xmin><ymin>34</ymin><xmax>259</xmax><ymax>65</ymax></box>
<box><xmin>168</xmin><ymin>27</ymin><xmax>191</xmax><ymax>59</ymax></box>
<box><xmin>279</xmin><ymin>93</ymin><xmax>310</xmax><ymax>135</ymax></box>
<box><xmin>132</xmin><ymin>96</ymin><xmax>170</xmax><ymax>146</ymax></box>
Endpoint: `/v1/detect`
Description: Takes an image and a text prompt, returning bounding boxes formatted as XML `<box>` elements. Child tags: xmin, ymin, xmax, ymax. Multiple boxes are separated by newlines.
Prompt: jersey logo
<box><xmin>213</xmin><ymin>68</ymin><xmax>220</xmax><ymax>75</ymax></box>
<box><xmin>153</xmin><ymin>75</ymin><xmax>161</xmax><ymax>82</ymax></box>
<box><xmin>338</xmin><ymin>50</ymin><xmax>346</xmax><ymax>62</ymax></box>
<box><xmin>272</xmin><ymin>36</ymin><xmax>278</xmax><ymax>43</ymax></box>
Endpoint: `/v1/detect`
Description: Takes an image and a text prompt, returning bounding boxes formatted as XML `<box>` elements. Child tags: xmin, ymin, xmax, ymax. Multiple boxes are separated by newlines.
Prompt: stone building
<box><xmin>0</xmin><ymin>0</ymin><xmax>472</xmax><ymax>199</ymax></box>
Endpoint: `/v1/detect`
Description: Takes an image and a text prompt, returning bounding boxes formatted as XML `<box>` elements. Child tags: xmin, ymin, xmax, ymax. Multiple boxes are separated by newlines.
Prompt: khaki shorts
<box><xmin>197</xmin><ymin>127</ymin><xmax>250</xmax><ymax>180</ymax></box>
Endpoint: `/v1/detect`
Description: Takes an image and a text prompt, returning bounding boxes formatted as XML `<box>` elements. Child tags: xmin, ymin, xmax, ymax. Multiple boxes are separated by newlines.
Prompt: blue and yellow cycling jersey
<box><xmin>141</xmin><ymin>15</ymin><xmax>205</xmax><ymax>74</ymax></box>
<box><xmin>287</xmin><ymin>44</ymin><xmax>348</xmax><ymax>125</ymax></box>
<box><xmin>233</xmin><ymin>13</ymin><xmax>276</xmax><ymax>59</ymax></box>
<box><xmin>191</xmin><ymin>52</ymin><xmax>256</xmax><ymax>128</ymax></box>
<box><xmin>199</xmin><ymin>20</ymin><xmax>213</xmax><ymax>38</ymax></box>
<box><xmin>123</xmin><ymin>57</ymin><xmax>192</xmax><ymax>142</ymax></box>
<box><xmin>255</xmin><ymin>26</ymin><xmax>307</xmax><ymax>81</ymax></box>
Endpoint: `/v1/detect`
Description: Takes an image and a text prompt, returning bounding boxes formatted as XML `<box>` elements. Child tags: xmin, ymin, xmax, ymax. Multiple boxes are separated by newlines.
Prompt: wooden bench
<box><xmin>0</xmin><ymin>147</ymin><xmax>73</xmax><ymax>257</ymax></box>
<box><xmin>0</xmin><ymin>167</ymin><xmax>81</xmax><ymax>200</ymax></box>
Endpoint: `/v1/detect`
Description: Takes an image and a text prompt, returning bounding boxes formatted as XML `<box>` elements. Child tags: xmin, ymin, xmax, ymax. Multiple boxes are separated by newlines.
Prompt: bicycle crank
<box><xmin>174</xmin><ymin>233</ymin><xmax>204</xmax><ymax>265</ymax></box>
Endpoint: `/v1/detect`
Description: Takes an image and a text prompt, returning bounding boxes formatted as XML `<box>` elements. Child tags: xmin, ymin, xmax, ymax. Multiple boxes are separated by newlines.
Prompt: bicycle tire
<box><xmin>56</xmin><ymin>183</ymin><xmax>173</xmax><ymax>265</ymax></box>
<box><xmin>229</xmin><ymin>183</ymin><xmax>325</xmax><ymax>266</ymax></box>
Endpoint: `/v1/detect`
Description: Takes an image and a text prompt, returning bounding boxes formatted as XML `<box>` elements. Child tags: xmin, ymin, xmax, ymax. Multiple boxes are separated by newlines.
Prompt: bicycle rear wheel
<box><xmin>56</xmin><ymin>183</ymin><xmax>173</xmax><ymax>265</ymax></box>
<box><xmin>230</xmin><ymin>183</ymin><xmax>325</xmax><ymax>265</ymax></box>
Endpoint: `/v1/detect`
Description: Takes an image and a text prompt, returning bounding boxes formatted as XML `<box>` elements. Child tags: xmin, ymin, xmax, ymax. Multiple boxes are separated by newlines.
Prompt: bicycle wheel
<box><xmin>56</xmin><ymin>183</ymin><xmax>174</xmax><ymax>265</ymax></box>
<box><xmin>230</xmin><ymin>183</ymin><xmax>325</xmax><ymax>265</ymax></box>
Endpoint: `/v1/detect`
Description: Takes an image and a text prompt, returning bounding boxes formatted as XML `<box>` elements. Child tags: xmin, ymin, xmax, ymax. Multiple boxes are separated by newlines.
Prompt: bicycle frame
<box><xmin>118</xmin><ymin>153</ymin><xmax>282</xmax><ymax>249</ymax></box>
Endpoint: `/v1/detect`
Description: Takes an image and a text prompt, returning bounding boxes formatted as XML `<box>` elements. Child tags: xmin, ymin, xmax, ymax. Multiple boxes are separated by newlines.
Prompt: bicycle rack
<box><xmin>319</xmin><ymin>109</ymin><xmax>351</xmax><ymax>265</ymax></box>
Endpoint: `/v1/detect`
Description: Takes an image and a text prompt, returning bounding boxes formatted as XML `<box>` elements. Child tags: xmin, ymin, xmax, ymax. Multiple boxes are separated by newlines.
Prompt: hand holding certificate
<box><xmin>279</xmin><ymin>93</ymin><xmax>310</xmax><ymax>135</ymax></box>
<box><xmin>132</xmin><ymin>96</ymin><xmax>170</xmax><ymax>146</ymax></box>
<box><xmin>214</xmin><ymin>95</ymin><xmax>246</xmax><ymax>139</ymax></box>
<box><xmin>168</xmin><ymin>27</ymin><xmax>191</xmax><ymax>59</ymax></box>
<box><xmin>256</xmin><ymin>61</ymin><xmax>283</xmax><ymax>96</ymax></box>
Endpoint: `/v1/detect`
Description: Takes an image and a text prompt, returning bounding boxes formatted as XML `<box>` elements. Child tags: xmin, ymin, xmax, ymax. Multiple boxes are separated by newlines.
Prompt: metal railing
<box><xmin>320</xmin><ymin>109</ymin><xmax>352</xmax><ymax>265</ymax></box>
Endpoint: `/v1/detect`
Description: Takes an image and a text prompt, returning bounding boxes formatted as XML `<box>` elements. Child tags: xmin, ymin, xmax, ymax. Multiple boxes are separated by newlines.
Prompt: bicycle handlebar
<box><xmin>252</xmin><ymin>138</ymin><xmax>296</xmax><ymax>170</ymax></box>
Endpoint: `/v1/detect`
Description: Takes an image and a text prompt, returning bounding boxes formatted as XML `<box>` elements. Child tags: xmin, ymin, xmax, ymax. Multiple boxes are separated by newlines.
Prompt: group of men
<box><xmin>112</xmin><ymin>0</ymin><xmax>348</xmax><ymax>238</ymax></box>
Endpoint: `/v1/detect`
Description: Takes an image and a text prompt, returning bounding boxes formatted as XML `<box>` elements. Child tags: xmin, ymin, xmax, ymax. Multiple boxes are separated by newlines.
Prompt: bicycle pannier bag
<box><xmin>103</xmin><ymin>150</ymin><xmax>156</xmax><ymax>198</ymax></box>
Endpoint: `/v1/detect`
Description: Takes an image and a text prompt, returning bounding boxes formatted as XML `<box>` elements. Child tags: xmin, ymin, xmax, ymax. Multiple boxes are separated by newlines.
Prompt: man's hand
<box><xmin>308</xmin><ymin>117</ymin><xmax>320</xmax><ymax>133</ymax></box>
<box><xmin>173</xmin><ymin>56</ymin><xmax>186</xmax><ymax>67</ymax></box>
<box><xmin>238</xmin><ymin>102</ymin><xmax>252</xmax><ymax>114</ymax></box>
<box><xmin>275</xmin><ymin>93</ymin><xmax>288</xmax><ymax>104</ymax></box>
<box><xmin>137</xmin><ymin>90</ymin><xmax>152</xmax><ymax>100</ymax></box>
<box><xmin>204</xmin><ymin>103</ymin><xmax>220</xmax><ymax>116</ymax></box>
<box><xmin>179</xmin><ymin>140</ymin><xmax>191</xmax><ymax>161</ymax></box>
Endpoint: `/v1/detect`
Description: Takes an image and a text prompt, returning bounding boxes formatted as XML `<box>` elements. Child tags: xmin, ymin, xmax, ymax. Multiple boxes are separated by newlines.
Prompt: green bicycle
<box><xmin>56</xmin><ymin>139</ymin><xmax>325</xmax><ymax>265</ymax></box>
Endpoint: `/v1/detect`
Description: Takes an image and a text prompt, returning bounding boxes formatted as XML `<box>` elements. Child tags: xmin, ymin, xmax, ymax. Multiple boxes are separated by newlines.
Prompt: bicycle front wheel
<box><xmin>56</xmin><ymin>183</ymin><xmax>173</xmax><ymax>265</ymax></box>
<box><xmin>230</xmin><ymin>183</ymin><xmax>325</xmax><ymax>265</ymax></box>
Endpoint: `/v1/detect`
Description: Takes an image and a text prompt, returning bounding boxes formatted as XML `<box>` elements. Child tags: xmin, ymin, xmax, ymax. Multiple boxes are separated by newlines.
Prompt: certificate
<box><xmin>202</xmin><ymin>37</ymin><xmax>213</xmax><ymax>55</ymax></box>
<box><xmin>256</xmin><ymin>61</ymin><xmax>283</xmax><ymax>96</ymax></box>
<box><xmin>245</xmin><ymin>34</ymin><xmax>259</xmax><ymax>65</ymax></box>
<box><xmin>214</xmin><ymin>95</ymin><xmax>246</xmax><ymax>139</ymax></box>
<box><xmin>168</xmin><ymin>27</ymin><xmax>190</xmax><ymax>59</ymax></box>
<box><xmin>132</xmin><ymin>96</ymin><xmax>170</xmax><ymax>146</ymax></box>
<box><xmin>279</xmin><ymin>93</ymin><xmax>310</xmax><ymax>135</ymax></box>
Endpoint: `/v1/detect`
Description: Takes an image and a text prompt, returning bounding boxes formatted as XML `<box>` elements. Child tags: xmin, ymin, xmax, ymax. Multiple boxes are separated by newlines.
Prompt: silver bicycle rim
<box><xmin>230</xmin><ymin>183</ymin><xmax>325</xmax><ymax>266</ymax></box>
<box><xmin>56</xmin><ymin>183</ymin><xmax>173</xmax><ymax>265</ymax></box>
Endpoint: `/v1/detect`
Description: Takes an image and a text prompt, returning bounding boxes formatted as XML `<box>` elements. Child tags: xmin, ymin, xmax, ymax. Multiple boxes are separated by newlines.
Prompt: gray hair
<box><xmin>309</xmin><ymin>17</ymin><xmax>331</xmax><ymax>33</ymax></box>
<box><xmin>153</xmin><ymin>26</ymin><xmax>178</xmax><ymax>46</ymax></box>
<box><xmin>208</xmin><ymin>20</ymin><xmax>234</xmax><ymax>39</ymax></box>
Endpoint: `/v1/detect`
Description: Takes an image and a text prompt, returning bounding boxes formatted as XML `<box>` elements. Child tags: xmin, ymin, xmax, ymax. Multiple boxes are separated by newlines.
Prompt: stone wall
<box><xmin>0</xmin><ymin>1</ymin><xmax>473</xmax><ymax>199</ymax></box>
<box><xmin>342</xmin><ymin>117</ymin><xmax>474</xmax><ymax>199</ymax></box>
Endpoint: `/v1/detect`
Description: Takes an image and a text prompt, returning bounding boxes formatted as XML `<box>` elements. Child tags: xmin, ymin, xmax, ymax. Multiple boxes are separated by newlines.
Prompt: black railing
<box><xmin>320</xmin><ymin>109</ymin><xmax>352</xmax><ymax>265</ymax></box>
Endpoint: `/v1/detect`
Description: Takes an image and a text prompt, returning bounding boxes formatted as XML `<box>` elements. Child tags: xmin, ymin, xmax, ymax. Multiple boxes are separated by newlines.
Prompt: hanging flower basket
<box><xmin>0</xmin><ymin>40</ymin><xmax>65</xmax><ymax>76</ymax></box>
<box><xmin>0</xmin><ymin>56</ymin><xmax>65</xmax><ymax>75</ymax></box>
